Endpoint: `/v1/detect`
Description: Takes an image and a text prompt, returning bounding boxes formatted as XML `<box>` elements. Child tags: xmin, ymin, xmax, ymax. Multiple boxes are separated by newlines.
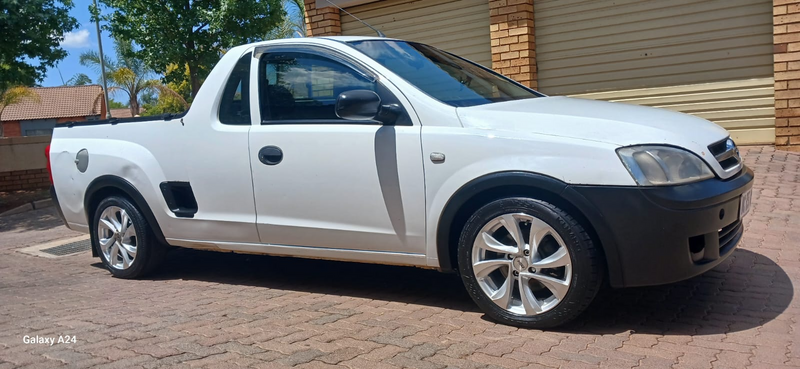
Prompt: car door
<box><xmin>175</xmin><ymin>51</ymin><xmax>261</xmax><ymax>244</ymax></box>
<box><xmin>247</xmin><ymin>45</ymin><xmax>426</xmax><ymax>255</ymax></box>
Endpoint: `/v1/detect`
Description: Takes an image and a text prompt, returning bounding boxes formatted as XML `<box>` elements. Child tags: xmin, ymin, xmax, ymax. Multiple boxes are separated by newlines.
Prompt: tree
<box><xmin>141</xmin><ymin>63</ymin><xmax>192</xmax><ymax>116</ymax></box>
<box><xmin>67</xmin><ymin>73</ymin><xmax>93</xmax><ymax>86</ymax></box>
<box><xmin>0</xmin><ymin>0</ymin><xmax>79</xmax><ymax>91</ymax></box>
<box><xmin>80</xmin><ymin>38</ymin><xmax>158</xmax><ymax>116</ymax></box>
<box><xmin>266</xmin><ymin>0</ymin><xmax>306</xmax><ymax>40</ymax></box>
<box><xmin>98</xmin><ymin>0</ymin><xmax>284</xmax><ymax>98</ymax></box>
<box><xmin>107</xmin><ymin>99</ymin><xmax>127</xmax><ymax>109</ymax></box>
<box><xmin>141</xmin><ymin>86</ymin><xmax>189</xmax><ymax>116</ymax></box>
<box><xmin>0</xmin><ymin>86</ymin><xmax>40</xmax><ymax>137</ymax></box>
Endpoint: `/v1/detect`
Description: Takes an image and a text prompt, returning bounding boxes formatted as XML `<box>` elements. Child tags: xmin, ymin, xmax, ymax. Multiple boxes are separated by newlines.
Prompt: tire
<box><xmin>457</xmin><ymin>197</ymin><xmax>603</xmax><ymax>328</ymax></box>
<box><xmin>91</xmin><ymin>195</ymin><xmax>165</xmax><ymax>279</ymax></box>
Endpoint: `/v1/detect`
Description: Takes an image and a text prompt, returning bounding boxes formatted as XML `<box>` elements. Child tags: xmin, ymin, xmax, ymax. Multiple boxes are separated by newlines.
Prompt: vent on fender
<box><xmin>159</xmin><ymin>181</ymin><xmax>198</xmax><ymax>218</ymax></box>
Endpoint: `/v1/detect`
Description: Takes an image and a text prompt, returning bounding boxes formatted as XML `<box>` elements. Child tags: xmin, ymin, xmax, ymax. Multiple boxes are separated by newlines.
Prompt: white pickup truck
<box><xmin>49</xmin><ymin>36</ymin><xmax>754</xmax><ymax>328</ymax></box>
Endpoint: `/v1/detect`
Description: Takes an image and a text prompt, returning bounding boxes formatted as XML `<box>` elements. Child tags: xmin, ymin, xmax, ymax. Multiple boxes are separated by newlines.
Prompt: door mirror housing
<box><xmin>336</xmin><ymin>90</ymin><xmax>399</xmax><ymax>125</ymax></box>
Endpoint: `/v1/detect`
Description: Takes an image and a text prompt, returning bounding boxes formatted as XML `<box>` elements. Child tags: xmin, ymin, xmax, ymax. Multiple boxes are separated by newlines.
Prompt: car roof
<box><xmin>319</xmin><ymin>36</ymin><xmax>399</xmax><ymax>42</ymax></box>
<box><xmin>225</xmin><ymin>36</ymin><xmax>404</xmax><ymax>56</ymax></box>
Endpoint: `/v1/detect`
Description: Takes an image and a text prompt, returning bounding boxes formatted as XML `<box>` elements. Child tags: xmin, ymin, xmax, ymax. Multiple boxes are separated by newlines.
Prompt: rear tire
<box><xmin>457</xmin><ymin>197</ymin><xmax>603</xmax><ymax>328</ymax></box>
<box><xmin>91</xmin><ymin>196</ymin><xmax>165</xmax><ymax>279</ymax></box>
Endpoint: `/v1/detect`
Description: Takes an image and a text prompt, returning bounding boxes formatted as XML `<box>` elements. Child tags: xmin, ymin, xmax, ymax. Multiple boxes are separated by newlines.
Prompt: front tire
<box><xmin>458</xmin><ymin>197</ymin><xmax>603</xmax><ymax>328</ymax></box>
<box><xmin>91</xmin><ymin>196</ymin><xmax>165</xmax><ymax>279</ymax></box>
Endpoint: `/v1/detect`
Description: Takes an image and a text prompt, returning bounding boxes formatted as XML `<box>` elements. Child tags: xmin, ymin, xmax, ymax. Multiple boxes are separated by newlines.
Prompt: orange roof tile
<box><xmin>109</xmin><ymin>108</ymin><xmax>134</xmax><ymax>118</ymax></box>
<box><xmin>1</xmin><ymin>85</ymin><xmax>104</xmax><ymax>122</ymax></box>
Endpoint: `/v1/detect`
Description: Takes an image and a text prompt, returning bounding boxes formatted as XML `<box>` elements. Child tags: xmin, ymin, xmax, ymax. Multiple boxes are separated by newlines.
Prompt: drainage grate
<box><xmin>40</xmin><ymin>239</ymin><xmax>92</xmax><ymax>256</ymax></box>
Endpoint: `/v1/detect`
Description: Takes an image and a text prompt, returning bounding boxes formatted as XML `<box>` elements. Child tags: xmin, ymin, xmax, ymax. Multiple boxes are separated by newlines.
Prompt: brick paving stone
<box><xmin>295</xmin><ymin>361</ymin><xmax>346</xmax><ymax>369</ymax></box>
<box><xmin>385</xmin><ymin>354</ymin><xmax>446</xmax><ymax>369</ymax></box>
<box><xmin>42</xmin><ymin>349</ymin><xmax>93</xmax><ymax>363</ymax></box>
<box><xmin>91</xmin><ymin>354</ymin><xmax>155</xmax><ymax>369</ymax></box>
<box><xmin>316</xmin><ymin>346</ymin><xmax>368</xmax><ymax>364</ymax></box>
<box><xmin>359</xmin><ymin>344</ymin><xmax>406</xmax><ymax>361</ymax></box>
<box><xmin>338</xmin><ymin>357</ymin><xmax>400</xmax><ymax>369</ymax></box>
<box><xmin>141</xmin><ymin>353</ymin><xmax>202</xmax><ymax>369</ymax></box>
<box><xmin>0</xmin><ymin>146</ymin><xmax>798</xmax><ymax>369</ymax></box>
<box><xmin>276</xmin><ymin>349</ymin><xmax>326</xmax><ymax>366</ymax></box>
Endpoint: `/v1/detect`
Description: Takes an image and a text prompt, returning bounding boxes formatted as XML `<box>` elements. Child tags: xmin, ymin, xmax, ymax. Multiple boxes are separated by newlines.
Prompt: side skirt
<box><xmin>165</xmin><ymin>239</ymin><xmax>431</xmax><ymax>268</ymax></box>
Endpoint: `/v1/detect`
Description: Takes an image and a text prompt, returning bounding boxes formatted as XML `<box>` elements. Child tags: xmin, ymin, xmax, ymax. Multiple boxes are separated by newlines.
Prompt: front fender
<box><xmin>421</xmin><ymin>128</ymin><xmax>630</xmax><ymax>285</ymax></box>
<box><xmin>431</xmin><ymin>171</ymin><xmax>624</xmax><ymax>286</ymax></box>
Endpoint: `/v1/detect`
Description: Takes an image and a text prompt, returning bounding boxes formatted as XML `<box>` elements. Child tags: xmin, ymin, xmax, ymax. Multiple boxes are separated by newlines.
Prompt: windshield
<box><xmin>348</xmin><ymin>40</ymin><xmax>541</xmax><ymax>107</ymax></box>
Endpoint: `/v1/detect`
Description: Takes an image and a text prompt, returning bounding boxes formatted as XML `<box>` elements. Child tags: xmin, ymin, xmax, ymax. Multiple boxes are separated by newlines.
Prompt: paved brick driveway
<box><xmin>0</xmin><ymin>146</ymin><xmax>797</xmax><ymax>369</ymax></box>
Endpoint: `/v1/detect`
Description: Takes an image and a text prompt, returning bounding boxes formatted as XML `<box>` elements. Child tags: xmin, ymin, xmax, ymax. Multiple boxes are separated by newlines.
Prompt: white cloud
<box><xmin>61</xmin><ymin>29</ymin><xmax>90</xmax><ymax>48</ymax></box>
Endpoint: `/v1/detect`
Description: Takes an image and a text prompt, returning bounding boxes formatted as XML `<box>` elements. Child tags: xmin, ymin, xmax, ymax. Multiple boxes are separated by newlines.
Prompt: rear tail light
<box><xmin>45</xmin><ymin>144</ymin><xmax>53</xmax><ymax>184</ymax></box>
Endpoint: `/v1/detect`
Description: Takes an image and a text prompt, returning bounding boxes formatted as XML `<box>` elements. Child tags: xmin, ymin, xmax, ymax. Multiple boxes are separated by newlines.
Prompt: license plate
<box><xmin>739</xmin><ymin>189</ymin><xmax>752</xmax><ymax>219</ymax></box>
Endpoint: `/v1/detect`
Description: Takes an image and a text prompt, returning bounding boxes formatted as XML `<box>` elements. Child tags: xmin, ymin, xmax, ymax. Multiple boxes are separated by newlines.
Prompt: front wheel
<box><xmin>92</xmin><ymin>196</ymin><xmax>165</xmax><ymax>279</ymax></box>
<box><xmin>458</xmin><ymin>197</ymin><xmax>604</xmax><ymax>328</ymax></box>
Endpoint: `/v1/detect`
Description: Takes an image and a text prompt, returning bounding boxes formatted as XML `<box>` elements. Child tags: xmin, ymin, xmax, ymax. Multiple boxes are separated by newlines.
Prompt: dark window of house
<box><xmin>219</xmin><ymin>52</ymin><xmax>252</xmax><ymax>125</ymax></box>
<box><xmin>259</xmin><ymin>52</ymin><xmax>377</xmax><ymax>122</ymax></box>
<box><xmin>20</xmin><ymin>119</ymin><xmax>56</xmax><ymax>136</ymax></box>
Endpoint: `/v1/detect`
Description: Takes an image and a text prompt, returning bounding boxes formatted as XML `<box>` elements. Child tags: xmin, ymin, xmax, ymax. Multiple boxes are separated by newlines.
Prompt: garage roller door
<box><xmin>341</xmin><ymin>0</ymin><xmax>492</xmax><ymax>67</ymax></box>
<box><xmin>534</xmin><ymin>0</ymin><xmax>775</xmax><ymax>144</ymax></box>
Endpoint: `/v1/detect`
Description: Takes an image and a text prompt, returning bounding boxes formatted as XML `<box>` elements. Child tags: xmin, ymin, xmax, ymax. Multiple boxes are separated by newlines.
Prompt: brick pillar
<box><xmin>304</xmin><ymin>0</ymin><xmax>342</xmax><ymax>37</ymax></box>
<box><xmin>774</xmin><ymin>0</ymin><xmax>800</xmax><ymax>151</ymax></box>
<box><xmin>489</xmin><ymin>0</ymin><xmax>537</xmax><ymax>89</ymax></box>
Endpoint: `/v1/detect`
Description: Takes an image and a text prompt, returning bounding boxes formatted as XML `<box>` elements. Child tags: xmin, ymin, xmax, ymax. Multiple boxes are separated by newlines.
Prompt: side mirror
<box><xmin>336</xmin><ymin>90</ymin><xmax>381</xmax><ymax>121</ymax></box>
<box><xmin>336</xmin><ymin>90</ymin><xmax>400</xmax><ymax>125</ymax></box>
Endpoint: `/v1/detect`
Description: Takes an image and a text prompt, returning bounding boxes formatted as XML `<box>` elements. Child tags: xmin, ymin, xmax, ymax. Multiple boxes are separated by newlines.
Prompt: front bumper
<box><xmin>570</xmin><ymin>167</ymin><xmax>754</xmax><ymax>288</ymax></box>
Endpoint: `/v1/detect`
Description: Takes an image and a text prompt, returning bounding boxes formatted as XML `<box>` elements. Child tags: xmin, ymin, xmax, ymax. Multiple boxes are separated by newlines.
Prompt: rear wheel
<box><xmin>92</xmin><ymin>196</ymin><xmax>165</xmax><ymax>279</ymax></box>
<box><xmin>458</xmin><ymin>197</ymin><xmax>603</xmax><ymax>328</ymax></box>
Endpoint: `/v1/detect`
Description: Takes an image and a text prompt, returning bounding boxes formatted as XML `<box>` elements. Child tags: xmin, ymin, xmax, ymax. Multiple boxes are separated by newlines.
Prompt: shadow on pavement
<box><xmin>564</xmin><ymin>248</ymin><xmax>794</xmax><ymax>335</ymax></box>
<box><xmin>0</xmin><ymin>207</ymin><xmax>64</xmax><ymax>233</ymax></box>
<box><xmin>149</xmin><ymin>247</ymin><xmax>477</xmax><ymax>313</ymax></box>
<box><xmin>146</xmin><ymin>247</ymin><xmax>792</xmax><ymax>335</ymax></box>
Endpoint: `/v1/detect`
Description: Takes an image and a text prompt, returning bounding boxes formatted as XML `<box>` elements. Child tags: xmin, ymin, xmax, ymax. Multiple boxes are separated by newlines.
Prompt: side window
<box><xmin>219</xmin><ymin>52</ymin><xmax>252</xmax><ymax>125</ymax></box>
<box><xmin>259</xmin><ymin>52</ymin><xmax>376</xmax><ymax>122</ymax></box>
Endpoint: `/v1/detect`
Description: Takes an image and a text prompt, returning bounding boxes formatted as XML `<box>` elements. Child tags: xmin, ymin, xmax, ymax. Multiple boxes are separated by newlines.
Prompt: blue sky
<box><xmin>44</xmin><ymin>0</ymin><xmax>115</xmax><ymax>89</ymax></box>
<box><xmin>44</xmin><ymin>0</ymin><xmax>302</xmax><ymax>103</ymax></box>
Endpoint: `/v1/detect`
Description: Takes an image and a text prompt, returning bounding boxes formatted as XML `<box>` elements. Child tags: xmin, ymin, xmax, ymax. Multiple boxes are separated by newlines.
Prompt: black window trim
<box><xmin>217</xmin><ymin>51</ymin><xmax>253</xmax><ymax>125</ymax></box>
<box><xmin>254</xmin><ymin>44</ymin><xmax>412</xmax><ymax>126</ymax></box>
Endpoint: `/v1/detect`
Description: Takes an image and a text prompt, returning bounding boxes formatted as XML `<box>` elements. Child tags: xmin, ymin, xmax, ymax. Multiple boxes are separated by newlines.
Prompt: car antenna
<box><xmin>321</xmin><ymin>0</ymin><xmax>386</xmax><ymax>37</ymax></box>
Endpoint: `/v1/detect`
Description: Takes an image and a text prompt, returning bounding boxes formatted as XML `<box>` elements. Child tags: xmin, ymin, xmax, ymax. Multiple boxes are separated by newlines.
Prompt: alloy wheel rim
<box><xmin>97</xmin><ymin>206</ymin><xmax>137</xmax><ymax>270</ymax></box>
<box><xmin>471</xmin><ymin>213</ymin><xmax>572</xmax><ymax>315</ymax></box>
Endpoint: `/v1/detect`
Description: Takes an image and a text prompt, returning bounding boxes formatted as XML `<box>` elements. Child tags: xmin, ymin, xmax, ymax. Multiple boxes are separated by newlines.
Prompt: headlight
<box><xmin>617</xmin><ymin>145</ymin><xmax>714</xmax><ymax>186</ymax></box>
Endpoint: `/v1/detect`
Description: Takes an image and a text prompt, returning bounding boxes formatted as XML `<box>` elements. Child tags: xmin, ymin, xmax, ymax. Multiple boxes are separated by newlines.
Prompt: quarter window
<box><xmin>259</xmin><ymin>52</ymin><xmax>376</xmax><ymax>122</ymax></box>
<box><xmin>219</xmin><ymin>52</ymin><xmax>252</xmax><ymax>125</ymax></box>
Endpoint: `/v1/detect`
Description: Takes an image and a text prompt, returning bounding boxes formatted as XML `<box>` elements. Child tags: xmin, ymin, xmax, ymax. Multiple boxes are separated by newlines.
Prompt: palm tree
<box><xmin>80</xmin><ymin>39</ymin><xmax>159</xmax><ymax>117</ymax></box>
<box><xmin>0</xmin><ymin>86</ymin><xmax>40</xmax><ymax>137</ymax></box>
<box><xmin>67</xmin><ymin>73</ymin><xmax>93</xmax><ymax>86</ymax></box>
<box><xmin>266</xmin><ymin>0</ymin><xmax>306</xmax><ymax>40</ymax></box>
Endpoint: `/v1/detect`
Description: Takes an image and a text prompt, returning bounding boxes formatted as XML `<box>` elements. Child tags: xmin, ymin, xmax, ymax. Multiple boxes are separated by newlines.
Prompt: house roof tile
<box><xmin>1</xmin><ymin>85</ymin><xmax>104</xmax><ymax>122</ymax></box>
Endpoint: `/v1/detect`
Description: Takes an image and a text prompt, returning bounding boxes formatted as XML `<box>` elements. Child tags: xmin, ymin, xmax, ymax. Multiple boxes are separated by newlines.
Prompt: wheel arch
<box><xmin>84</xmin><ymin>175</ymin><xmax>168</xmax><ymax>257</ymax></box>
<box><xmin>435</xmin><ymin>171</ymin><xmax>624</xmax><ymax>287</ymax></box>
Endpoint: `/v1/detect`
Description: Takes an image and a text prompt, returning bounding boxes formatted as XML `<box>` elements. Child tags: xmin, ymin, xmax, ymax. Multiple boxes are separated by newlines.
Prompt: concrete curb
<box><xmin>0</xmin><ymin>198</ymin><xmax>53</xmax><ymax>217</ymax></box>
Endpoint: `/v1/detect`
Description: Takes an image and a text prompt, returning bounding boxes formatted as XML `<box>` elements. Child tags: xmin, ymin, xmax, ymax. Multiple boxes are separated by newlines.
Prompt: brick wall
<box><xmin>0</xmin><ymin>169</ymin><xmax>49</xmax><ymax>191</ymax></box>
<box><xmin>2</xmin><ymin>121</ymin><xmax>21</xmax><ymax>137</ymax></box>
<box><xmin>304</xmin><ymin>0</ymin><xmax>342</xmax><ymax>36</ymax></box>
<box><xmin>2</xmin><ymin>117</ymin><xmax>88</xmax><ymax>138</ymax></box>
<box><xmin>490</xmin><ymin>0</ymin><xmax>537</xmax><ymax>89</ymax></box>
<box><xmin>56</xmin><ymin>116</ymin><xmax>87</xmax><ymax>124</ymax></box>
<box><xmin>774</xmin><ymin>0</ymin><xmax>800</xmax><ymax>151</ymax></box>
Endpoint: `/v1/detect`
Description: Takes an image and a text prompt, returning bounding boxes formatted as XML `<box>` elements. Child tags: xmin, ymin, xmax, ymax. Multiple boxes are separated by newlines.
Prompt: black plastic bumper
<box><xmin>570</xmin><ymin>167</ymin><xmax>754</xmax><ymax>288</ymax></box>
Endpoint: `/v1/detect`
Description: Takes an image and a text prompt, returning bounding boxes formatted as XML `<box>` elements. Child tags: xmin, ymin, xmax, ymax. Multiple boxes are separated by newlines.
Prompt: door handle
<box><xmin>258</xmin><ymin>146</ymin><xmax>283</xmax><ymax>165</ymax></box>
